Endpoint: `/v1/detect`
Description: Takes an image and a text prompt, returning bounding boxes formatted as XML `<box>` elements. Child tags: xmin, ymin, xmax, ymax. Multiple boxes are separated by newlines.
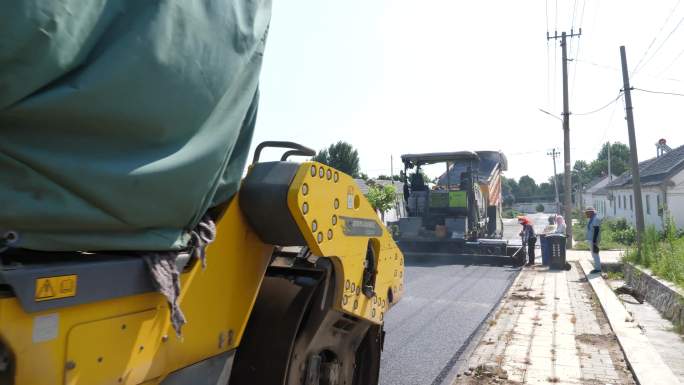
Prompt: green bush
<box><xmin>612</xmin><ymin>227</ymin><xmax>636</xmax><ymax>245</ymax></box>
<box><xmin>535</xmin><ymin>204</ymin><xmax>545</xmax><ymax>212</ymax></box>
<box><xmin>573</xmin><ymin>217</ymin><xmax>636</xmax><ymax>248</ymax></box>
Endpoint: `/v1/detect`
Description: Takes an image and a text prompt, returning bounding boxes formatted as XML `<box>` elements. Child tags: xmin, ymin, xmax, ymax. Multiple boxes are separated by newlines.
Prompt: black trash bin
<box><xmin>546</xmin><ymin>234</ymin><xmax>569</xmax><ymax>270</ymax></box>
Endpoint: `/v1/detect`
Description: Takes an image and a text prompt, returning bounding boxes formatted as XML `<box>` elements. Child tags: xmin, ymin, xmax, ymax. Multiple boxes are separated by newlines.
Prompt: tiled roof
<box><xmin>585</xmin><ymin>176</ymin><xmax>605</xmax><ymax>190</ymax></box>
<box><xmin>584</xmin><ymin>175</ymin><xmax>618</xmax><ymax>193</ymax></box>
<box><xmin>593</xmin><ymin>186</ymin><xmax>611</xmax><ymax>196</ymax></box>
<box><xmin>606</xmin><ymin>145</ymin><xmax>684</xmax><ymax>188</ymax></box>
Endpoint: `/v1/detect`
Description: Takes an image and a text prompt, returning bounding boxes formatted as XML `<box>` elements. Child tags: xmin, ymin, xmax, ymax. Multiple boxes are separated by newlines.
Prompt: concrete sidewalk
<box><xmin>454</xmin><ymin>263</ymin><xmax>635</xmax><ymax>385</ymax></box>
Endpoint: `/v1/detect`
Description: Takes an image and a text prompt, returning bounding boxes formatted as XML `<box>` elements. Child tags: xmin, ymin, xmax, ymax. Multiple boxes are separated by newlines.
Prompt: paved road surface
<box><xmin>378</xmin><ymin>213</ymin><xmax>552</xmax><ymax>385</ymax></box>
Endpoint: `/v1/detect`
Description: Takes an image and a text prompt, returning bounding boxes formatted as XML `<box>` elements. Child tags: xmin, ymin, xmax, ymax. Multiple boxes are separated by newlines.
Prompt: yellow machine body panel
<box><xmin>286</xmin><ymin>162</ymin><xmax>405</xmax><ymax>323</ymax></box>
<box><xmin>0</xmin><ymin>197</ymin><xmax>273</xmax><ymax>385</ymax></box>
<box><xmin>0</xmin><ymin>162</ymin><xmax>405</xmax><ymax>384</ymax></box>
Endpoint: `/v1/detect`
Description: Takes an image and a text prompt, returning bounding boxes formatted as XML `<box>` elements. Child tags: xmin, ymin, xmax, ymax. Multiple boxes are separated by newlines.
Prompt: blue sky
<box><xmin>253</xmin><ymin>0</ymin><xmax>684</xmax><ymax>183</ymax></box>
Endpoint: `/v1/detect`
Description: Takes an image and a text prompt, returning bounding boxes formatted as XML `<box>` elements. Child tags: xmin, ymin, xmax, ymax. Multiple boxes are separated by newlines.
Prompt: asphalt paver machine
<box><xmin>394</xmin><ymin>151</ymin><xmax>522</xmax><ymax>263</ymax></box>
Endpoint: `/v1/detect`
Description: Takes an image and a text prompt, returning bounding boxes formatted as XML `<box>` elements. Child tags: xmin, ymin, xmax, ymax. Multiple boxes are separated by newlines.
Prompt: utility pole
<box><xmin>620</xmin><ymin>46</ymin><xmax>645</xmax><ymax>251</ymax></box>
<box><xmin>548</xmin><ymin>148</ymin><xmax>561</xmax><ymax>213</ymax></box>
<box><xmin>548</xmin><ymin>29</ymin><xmax>581</xmax><ymax>245</ymax></box>
<box><xmin>607</xmin><ymin>141</ymin><xmax>612</xmax><ymax>181</ymax></box>
<box><xmin>390</xmin><ymin>155</ymin><xmax>394</xmax><ymax>185</ymax></box>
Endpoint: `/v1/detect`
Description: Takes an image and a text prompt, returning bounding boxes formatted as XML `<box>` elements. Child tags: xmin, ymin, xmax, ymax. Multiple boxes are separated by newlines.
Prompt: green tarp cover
<box><xmin>0</xmin><ymin>0</ymin><xmax>271</xmax><ymax>251</ymax></box>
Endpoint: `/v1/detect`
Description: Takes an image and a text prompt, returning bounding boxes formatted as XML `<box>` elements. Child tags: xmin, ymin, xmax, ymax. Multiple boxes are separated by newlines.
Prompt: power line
<box><xmin>569</xmin><ymin>0</ymin><xmax>579</xmax><ymax>53</ymax></box>
<box><xmin>657</xmin><ymin>45</ymin><xmax>684</xmax><ymax>76</ymax></box>
<box><xmin>555</xmin><ymin>0</ymin><xmax>558</xmax><ymax>34</ymax></box>
<box><xmin>595</xmin><ymin>95</ymin><xmax>621</xmax><ymax>154</ymax></box>
<box><xmin>546</xmin><ymin>0</ymin><xmax>551</xmax><ymax>108</ymax></box>
<box><xmin>635</xmin><ymin>12</ymin><xmax>684</xmax><ymax>75</ymax></box>
<box><xmin>552</xmin><ymin>0</ymin><xmax>558</xmax><ymax>109</ymax></box>
<box><xmin>570</xmin><ymin>0</ymin><xmax>587</xmax><ymax>97</ymax></box>
<box><xmin>571</xmin><ymin>0</ymin><xmax>579</xmax><ymax>30</ymax></box>
<box><xmin>632</xmin><ymin>86</ymin><xmax>684</xmax><ymax>97</ymax></box>
<box><xmin>574</xmin><ymin>58</ymin><xmax>684</xmax><ymax>82</ymax></box>
<box><xmin>553</xmin><ymin>35</ymin><xmax>558</xmax><ymax>108</ymax></box>
<box><xmin>545</xmin><ymin>0</ymin><xmax>550</xmax><ymax>34</ymax></box>
<box><xmin>632</xmin><ymin>0</ymin><xmax>682</xmax><ymax>75</ymax></box>
<box><xmin>574</xmin><ymin>92</ymin><xmax>624</xmax><ymax>116</ymax></box>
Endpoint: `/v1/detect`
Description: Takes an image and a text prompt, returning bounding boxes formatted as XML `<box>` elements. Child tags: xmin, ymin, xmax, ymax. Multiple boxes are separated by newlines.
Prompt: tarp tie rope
<box><xmin>143</xmin><ymin>215</ymin><xmax>217</xmax><ymax>337</ymax></box>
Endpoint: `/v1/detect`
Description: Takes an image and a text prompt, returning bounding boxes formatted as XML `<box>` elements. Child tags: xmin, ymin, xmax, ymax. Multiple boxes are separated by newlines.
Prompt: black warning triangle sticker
<box><xmin>37</xmin><ymin>279</ymin><xmax>55</xmax><ymax>299</ymax></box>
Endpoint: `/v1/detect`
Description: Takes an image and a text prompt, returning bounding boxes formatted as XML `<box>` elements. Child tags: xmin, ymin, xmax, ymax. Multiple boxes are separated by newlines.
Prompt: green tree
<box><xmin>312</xmin><ymin>141</ymin><xmax>361</xmax><ymax>178</ymax></box>
<box><xmin>517</xmin><ymin>175</ymin><xmax>538</xmax><ymax>198</ymax></box>
<box><xmin>365</xmin><ymin>185</ymin><xmax>396</xmax><ymax>222</ymax></box>
<box><xmin>573</xmin><ymin>160</ymin><xmax>593</xmax><ymax>188</ymax></box>
<box><xmin>588</xmin><ymin>142</ymin><xmax>630</xmax><ymax>178</ymax></box>
<box><xmin>502</xmin><ymin>176</ymin><xmax>519</xmax><ymax>204</ymax></box>
<box><xmin>538</xmin><ymin>182</ymin><xmax>555</xmax><ymax>199</ymax></box>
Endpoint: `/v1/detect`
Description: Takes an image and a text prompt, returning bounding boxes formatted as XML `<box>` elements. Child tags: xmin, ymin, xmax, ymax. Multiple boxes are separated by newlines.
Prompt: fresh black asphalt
<box><xmin>378</xmin><ymin>214</ymin><xmax>551</xmax><ymax>385</ymax></box>
<box><xmin>378</xmin><ymin>257</ymin><xmax>519</xmax><ymax>385</ymax></box>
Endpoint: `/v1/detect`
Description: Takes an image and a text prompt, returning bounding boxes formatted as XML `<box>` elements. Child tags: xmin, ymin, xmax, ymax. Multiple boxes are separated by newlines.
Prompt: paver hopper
<box><xmin>393</xmin><ymin>151</ymin><xmax>523</xmax><ymax>264</ymax></box>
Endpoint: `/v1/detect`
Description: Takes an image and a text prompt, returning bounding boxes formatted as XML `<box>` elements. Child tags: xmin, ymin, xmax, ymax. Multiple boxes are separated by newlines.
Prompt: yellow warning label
<box><xmin>35</xmin><ymin>275</ymin><xmax>77</xmax><ymax>302</ymax></box>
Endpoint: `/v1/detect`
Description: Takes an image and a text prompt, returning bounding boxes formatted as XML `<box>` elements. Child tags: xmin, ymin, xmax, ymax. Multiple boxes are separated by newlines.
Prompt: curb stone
<box><xmin>579</xmin><ymin>259</ymin><xmax>681</xmax><ymax>385</ymax></box>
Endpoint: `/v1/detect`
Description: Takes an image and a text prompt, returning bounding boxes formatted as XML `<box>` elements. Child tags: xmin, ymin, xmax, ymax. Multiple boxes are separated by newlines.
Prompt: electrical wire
<box><xmin>545</xmin><ymin>0</ymin><xmax>550</xmax><ymax>34</ymax></box>
<box><xmin>574</xmin><ymin>58</ymin><xmax>684</xmax><ymax>82</ymax></box>
<box><xmin>574</xmin><ymin>92</ymin><xmax>624</xmax><ymax>116</ymax></box>
<box><xmin>553</xmin><ymin>37</ymin><xmax>558</xmax><ymax>109</ymax></box>
<box><xmin>571</xmin><ymin>0</ymin><xmax>579</xmax><ymax>30</ymax></box>
<box><xmin>574</xmin><ymin>58</ymin><xmax>618</xmax><ymax>72</ymax></box>
<box><xmin>632</xmin><ymin>0</ymin><xmax>682</xmax><ymax>76</ymax></box>
<box><xmin>555</xmin><ymin>0</ymin><xmax>558</xmax><ymax>35</ymax></box>
<box><xmin>570</xmin><ymin>0</ymin><xmax>587</xmax><ymax>97</ymax></box>
<box><xmin>632</xmin><ymin>87</ymin><xmax>684</xmax><ymax>97</ymax></box>
<box><xmin>546</xmin><ymin>0</ymin><xmax>552</xmax><ymax>108</ymax></box>
<box><xmin>657</xmin><ymin>45</ymin><xmax>684</xmax><ymax>76</ymax></box>
<box><xmin>568</xmin><ymin>0</ymin><xmax>578</xmax><ymax>54</ymax></box>
<box><xmin>635</xmin><ymin>12</ymin><xmax>684</xmax><ymax>75</ymax></box>
<box><xmin>552</xmin><ymin>0</ymin><xmax>558</xmax><ymax>109</ymax></box>
<box><xmin>595</xmin><ymin>96</ymin><xmax>621</xmax><ymax>154</ymax></box>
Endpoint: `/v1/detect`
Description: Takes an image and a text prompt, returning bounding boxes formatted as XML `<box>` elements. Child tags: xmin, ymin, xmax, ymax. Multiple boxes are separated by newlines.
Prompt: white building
<box><xmin>606</xmin><ymin>144</ymin><xmax>684</xmax><ymax>230</ymax></box>
<box><xmin>581</xmin><ymin>175</ymin><xmax>617</xmax><ymax>219</ymax></box>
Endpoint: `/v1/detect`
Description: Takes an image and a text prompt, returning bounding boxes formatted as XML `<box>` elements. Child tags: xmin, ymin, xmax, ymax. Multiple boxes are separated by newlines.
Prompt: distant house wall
<box><xmin>610</xmin><ymin>186</ymin><xmax>666</xmax><ymax>230</ymax></box>
<box><xmin>591</xmin><ymin>194</ymin><xmax>610</xmax><ymax>219</ymax></box>
<box><xmin>581</xmin><ymin>175</ymin><xmax>618</xmax><ymax>217</ymax></box>
<box><xmin>666</xmin><ymin>170</ymin><xmax>684</xmax><ymax>229</ymax></box>
<box><xmin>581</xmin><ymin>192</ymin><xmax>592</xmax><ymax>211</ymax></box>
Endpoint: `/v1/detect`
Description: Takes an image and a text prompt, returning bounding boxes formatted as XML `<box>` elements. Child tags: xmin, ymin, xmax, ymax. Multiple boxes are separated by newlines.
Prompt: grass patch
<box><xmin>606</xmin><ymin>271</ymin><xmax>624</xmax><ymax>280</ymax></box>
<box><xmin>624</xmin><ymin>217</ymin><xmax>684</xmax><ymax>289</ymax></box>
<box><xmin>572</xmin><ymin>217</ymin><xmax>635</xmax><ymax>250</ymax></box>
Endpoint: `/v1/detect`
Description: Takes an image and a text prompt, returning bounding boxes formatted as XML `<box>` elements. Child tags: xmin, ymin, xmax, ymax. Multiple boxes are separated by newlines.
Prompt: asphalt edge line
<box><xmin>578</xmin><ymin>258</ymin><xmax>681</xmax><ymax>385</ymax></box>
<box><xmin>443</xmin><ymin>266</ymin><xmax>525</xmax><ymax>385</ymax></box>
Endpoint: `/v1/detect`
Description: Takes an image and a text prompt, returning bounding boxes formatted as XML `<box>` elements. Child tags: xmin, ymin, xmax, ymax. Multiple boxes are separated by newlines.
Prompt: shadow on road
<box><xmin>404</xmin><ymin>254</ymin><xmax>522</xmax><ymax>270</ymax></box>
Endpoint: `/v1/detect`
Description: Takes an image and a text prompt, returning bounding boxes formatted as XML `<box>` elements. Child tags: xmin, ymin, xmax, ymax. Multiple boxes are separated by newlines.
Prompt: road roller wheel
<box><xmin>230</xmin><ymin>263</ymin><xmax>383</xmax><ymax>385</ymax></box>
